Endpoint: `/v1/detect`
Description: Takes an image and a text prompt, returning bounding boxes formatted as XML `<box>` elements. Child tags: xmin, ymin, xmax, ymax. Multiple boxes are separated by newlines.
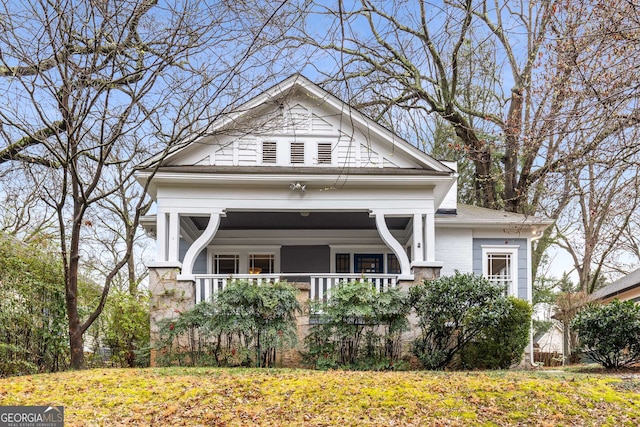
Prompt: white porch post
<box><xmin>371</xmin><ymin>210</ymin><xmax>412</xmax><ymax>280</ymax></box>
<box><xmin>178</xmin><ymin>209</ymin><xmax>225</xmax><ymax>281</ymax></box>
<box><xmin>168</xmin><ymin>211</ymin><xmax>181</xmax><ymax>263</ymax></box>
<box><xmin>156</xmin><ymin>211</ymin><xmax>168</xmax><ymax>262</ymax></box>
<box><xmin>425</xmin><ymin>212</ymin><xmax>436</xmax><ymax>262</ymax></box>
<box><xmin>412</xmin><ymin>213</ymin><xmax>424</xmax><ymax>263</ymax></box>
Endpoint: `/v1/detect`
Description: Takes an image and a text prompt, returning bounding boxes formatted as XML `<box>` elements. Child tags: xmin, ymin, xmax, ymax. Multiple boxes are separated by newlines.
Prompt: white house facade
<box><xmin>136</xmin><ymin>75</ymin><xmax>552</xmax><ymax>364</ymax></box>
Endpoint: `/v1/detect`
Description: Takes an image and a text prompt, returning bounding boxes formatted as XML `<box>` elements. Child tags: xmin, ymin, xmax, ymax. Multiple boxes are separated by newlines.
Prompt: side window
<box><xmin>482</xmin><ymin>246</ymin><xmax>518</xmax><ymax>295</ymax></box>
<box><xmin>335</xmin><ymin>253</ymin><xmax>350</xmax><ymax>273</ymax></box>
<box><xmin>213</xmin><ymin>254</ymin><xmax>239</xmax><ymax>274</ymax></box>
<box><xmin>249</xmin><ymin>254</ymin><xmax>275</xmax><ymax>274</ymax></box>
<box><xmin>387</xmin><ymin>253</ymin><xmax>401</xmax><ymax>274</ymax></box>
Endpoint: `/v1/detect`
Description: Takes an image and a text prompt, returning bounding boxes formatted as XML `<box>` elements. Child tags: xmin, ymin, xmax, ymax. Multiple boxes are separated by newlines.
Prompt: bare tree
<box><xmin>289</xmin><ymin>0</ymin><xmax>640</xmax><ymax>288</ymax></box>
<box><xmin>293</xmin><ymin>0</ymin><xmax>640</xmax><ymax>215</ymax></box>
<box><xmin>0</xmin><ymin>0</ymin><xmax>300</xmax><ymax>369</ymax></box>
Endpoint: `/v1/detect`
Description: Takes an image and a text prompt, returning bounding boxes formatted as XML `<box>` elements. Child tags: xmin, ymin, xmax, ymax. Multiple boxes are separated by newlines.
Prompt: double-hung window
<box><xmin>481</xmin><ymin>245</ymin><xmax>519</xmax><ymax>296</ymax></box>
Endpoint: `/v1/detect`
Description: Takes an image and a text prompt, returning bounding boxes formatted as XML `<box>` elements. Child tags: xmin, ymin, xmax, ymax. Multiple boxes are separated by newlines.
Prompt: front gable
<box><xmin>158</xmin><ymin>75</ymin><xmax>450</xmax><ymax>173</ymax></box>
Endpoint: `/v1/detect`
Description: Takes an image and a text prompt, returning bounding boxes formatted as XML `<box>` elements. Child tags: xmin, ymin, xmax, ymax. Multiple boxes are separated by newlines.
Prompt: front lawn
<box><xmin>1</xmin><ymin>367</ymin><xmax>639</xmax><ymax>426</ymax></box>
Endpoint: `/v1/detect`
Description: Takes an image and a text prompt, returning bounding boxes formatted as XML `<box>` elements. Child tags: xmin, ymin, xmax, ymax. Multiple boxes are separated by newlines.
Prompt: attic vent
<box><xmin>317</xmin><ymin>142</ymin><xmax>332</xmax><ymax>164</ymax></box>
<box><xmin>291</xmin><ymin>142</ymin><xmax>305</xmax><ymax>164</ymax></box>
<box><xmin>262</xmin><ymin>141</ymin><xmax>277</xmax><ymax>164</ymax></box>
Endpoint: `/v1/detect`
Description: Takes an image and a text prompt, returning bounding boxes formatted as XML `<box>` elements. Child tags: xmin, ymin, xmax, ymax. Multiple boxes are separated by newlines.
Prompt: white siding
<box><xmin>164</xmin><ymin>95</ymin><xmax>426</xmax><ymax>170</ymax></box>
<box><xmin>284</xmin><ymin>103</ymin><xmax>310</xmax><ymax>133</ymax></box>
<box><xmin>212</xmin><ymin>143</ymin><xmax>233</xmax><ymax>166</ymax></box>
<box><xmin>312</xmin><ymin>113</ymin><xmax>333</xmax><ymax>132</ymax></box>
<box><xmin>435</xmin><ymin>227</ymin><xmax>473</xmax><ymax>277</ymax></box>
<box><xmin>337</xmin><ymin>137</ymin><xmax>358</xmax><ymax>167</ymax></box>
<box><xmin>237</xmin><ymin>137</ymin><xmax>257</xmax><ymax>165</ymax></box>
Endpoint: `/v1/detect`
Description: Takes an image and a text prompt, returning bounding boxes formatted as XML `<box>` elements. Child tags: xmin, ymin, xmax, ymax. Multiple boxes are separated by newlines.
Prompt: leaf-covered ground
<box><xmin>1</xmin><ymin>367</ymin><xmax>639</xmax><ymax>426</ymax></box>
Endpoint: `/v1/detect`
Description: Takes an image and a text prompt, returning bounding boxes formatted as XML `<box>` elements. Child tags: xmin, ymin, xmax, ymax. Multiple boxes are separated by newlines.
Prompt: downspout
<box><xmin>529</xmin><ymin>229</ymin><xmax>545</xmax><ymax>368</ymax></box>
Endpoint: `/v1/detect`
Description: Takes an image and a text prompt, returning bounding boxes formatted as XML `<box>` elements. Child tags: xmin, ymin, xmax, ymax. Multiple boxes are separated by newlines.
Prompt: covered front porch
<box><xmin>147</xmin><ymin>208</ymin><xmax>443</xmax><ymax>304</ymax></box>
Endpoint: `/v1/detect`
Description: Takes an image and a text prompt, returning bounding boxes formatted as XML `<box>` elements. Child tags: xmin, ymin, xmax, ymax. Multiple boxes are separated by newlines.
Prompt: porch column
<box><xmin>155</xmin><ymin>210</ymin><xmax>181</xmax><ymax>265</ymax></box>
<box><xmin>371</xmin><ymin>210</ymin><xmax>412</xmax><ymax>280</ymax></box>
<box><xmin>168</xmin><ymin>211</ymin><xmax>181</xmax><ymax>263</ymax></box>
<box><xmin>178</xmin><ymin>209</ymin><xmax>225</xmax><ymax>281</ymax></box>
<box><xmin>412</xmin><ymin>213</ymin><xmax>424</xmax><ymax>263</ymax></box>
<box><xmin>156</xmin><ymin>211</ymin><xmax>168</xmax><ymax>262</ymax></box>
<box><xmin>425</xmin><ymin>212</ymin><xmax>436</xmax><ymax>262</ymax></box>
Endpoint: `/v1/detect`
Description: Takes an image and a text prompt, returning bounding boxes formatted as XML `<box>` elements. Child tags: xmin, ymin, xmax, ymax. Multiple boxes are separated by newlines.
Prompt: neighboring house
<box><xmin>534</xmin><ymin>321</ymin><xmax>564</xmax><ymax>354</ymax></box>
<box><xmin>136</xmin><ymin>75</ymin><xmax>552</xmax><ymax>363</ymax></box>
<box><xmin>590</xmin><ymin>268</ymin><xmax>640</xmax><ymax>304</ymax></box>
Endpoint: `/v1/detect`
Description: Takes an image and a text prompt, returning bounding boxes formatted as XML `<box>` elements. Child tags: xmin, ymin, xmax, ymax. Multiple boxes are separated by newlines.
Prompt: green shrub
<box><xmin>103</xmin><ymin>291</ymin><xmax>150</xmax><ymax>367</ymax></box>
<box><xmin>410</xmin><ymin>272</ymin><xmax>511</xmax><ymax>370</ymax></box>
<box><xmin>0</xmin><ymin>343</ymin><xmax>38</xmax><ymax>377</ymax></box>
<box><xmin>0</xmin><ymin>237</ymin><xmax>69</xmax><ymax>376</ymax></box>
<box><xmin>460</xmin><ymin>296</ymin><xmax>532</xmax><ymax>369</ymax></box>
<box><xmin>303</xmin><ymin>280</ymin><xmax>410</xmax><ymax>370</ymax></box>
<box><xmin>213</xmin><ymin>280</ymin><xmax>301</xmax><ymax>368</ymax></box>
<box><xmin>156</xmin><ymin>280</ymin><xmax>301</xmax><ymax>368</ymax></box>
<box><xmin>571</xmin><ymin>299</ymin><xmax>640</xmax><ymax>369</ymax></box>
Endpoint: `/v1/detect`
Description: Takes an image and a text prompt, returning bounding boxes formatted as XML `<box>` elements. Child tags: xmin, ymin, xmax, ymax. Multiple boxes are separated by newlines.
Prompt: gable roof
<box><xmin>138</xmin><ymin>74</ymin><xmax>452</xmax><ymax>174</ymax></box>
<box><xmin>591</xmin><ymin>268</ymin><xmax>640</xmax><ymax>301</ymax></box>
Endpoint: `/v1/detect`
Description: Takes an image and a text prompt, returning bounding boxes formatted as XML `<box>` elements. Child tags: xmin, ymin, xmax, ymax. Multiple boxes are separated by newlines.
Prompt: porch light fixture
<box><xmin>300</xmin><ymin>211</ymin><xmax>310</xmax><ymax>217</ymax></box>
<box><xmin>289</xmin><ymin>182</ymin><xmax>306</xmax><ymax>192</ymax></box>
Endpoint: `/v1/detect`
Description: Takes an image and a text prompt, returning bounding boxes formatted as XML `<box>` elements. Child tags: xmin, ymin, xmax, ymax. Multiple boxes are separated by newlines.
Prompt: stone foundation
<box><xmin>147</xmin><ymin>265</ymin><xmax>445</xmax><ymax>368</ymax></box>
<box><xmin>148</xmin><ymin>266</ymin><xmax>194</xmax><ymax>366</ymax></box>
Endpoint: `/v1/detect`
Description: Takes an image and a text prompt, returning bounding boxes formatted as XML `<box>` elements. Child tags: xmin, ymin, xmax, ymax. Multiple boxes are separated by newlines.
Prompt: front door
<box><xmin>354</xmin><ymin>254</ymin><xmax>383</xmax><ymax>274</ymax></box>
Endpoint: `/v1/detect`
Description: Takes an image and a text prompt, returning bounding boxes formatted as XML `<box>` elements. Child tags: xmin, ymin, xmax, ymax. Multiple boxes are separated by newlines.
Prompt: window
<box><xmin>262</xmin><ymin>141</ymin><xmax>277</xmax><ymax>164</ymax></box>
<box><xmin>387</xmin><ymin>254</ymin><xmax>401</xmax><ymax>274</ymax></box>
<box><xmin>334</xmin><ymin>252</ymin><xmax>401</xmax><ymax>274</ymax></box>
<box><xmin>335</xmin><ymin>253</ymin><xmax>350</xmax><ymax>273</ymax></box>
<box><xmin>212</xmin><ymin>254</ymin><xmax>239</xmax><ymax>274</ymax></box>
<box><xmin>354</xmin><ymin>254</ymin><xmax>383</xmax><ymax>274</ymax></box>
<box><xmin>482</xmin><ymin>246</ymin><xmax>518</xmax><ymax>295</ymax></box>
<box><xmin>291</xmin><ymin>142</ymin><xmax>305</xmax><ymax>164</ymax></box>
<box><xmin>317</xmin><ymin>142</ymin><xmax>332</xmax><ymax>164</ymax></box>
<box><xmin>250</xmin><ymin>254</ymin><xmax>274</xmax><ymax>274</ymax></box>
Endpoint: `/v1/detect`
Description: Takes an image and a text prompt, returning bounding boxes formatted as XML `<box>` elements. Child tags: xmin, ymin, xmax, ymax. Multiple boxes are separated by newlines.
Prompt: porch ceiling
<box><xmin>191</xmin><ymin>211</ymin><xmax>411</xmax><ymax>231</ymax></box>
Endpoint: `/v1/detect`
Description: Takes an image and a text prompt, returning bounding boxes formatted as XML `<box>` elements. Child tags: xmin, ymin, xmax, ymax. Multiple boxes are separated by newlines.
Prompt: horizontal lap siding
<box><xmin>435</xmin><ymin>228</ymin><xmax>473</xmax><ymax>277</ymax></box>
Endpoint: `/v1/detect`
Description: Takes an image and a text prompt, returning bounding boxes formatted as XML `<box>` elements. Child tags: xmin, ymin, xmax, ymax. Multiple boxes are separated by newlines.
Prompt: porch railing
<box><xmin>193</xmin><ymin>273</ymin><xmax>398</xmax><ymax>304</ymax></box>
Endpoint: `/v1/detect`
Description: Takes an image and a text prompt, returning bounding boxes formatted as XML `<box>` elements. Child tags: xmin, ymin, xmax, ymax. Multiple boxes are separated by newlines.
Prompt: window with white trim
<box><xmin>212</xmin><ymin>254</ymin><xmax>239</xmax><ymax>274</ymax></box>
<box><xmin>481</xmin><ymin>245</ymin><xmax>519</xmax><ymax>296</ymax></box>
<box><xmin>249</xmin><ymin>253</ymin><xmax>275</xmax><ymax>274</ymax></box>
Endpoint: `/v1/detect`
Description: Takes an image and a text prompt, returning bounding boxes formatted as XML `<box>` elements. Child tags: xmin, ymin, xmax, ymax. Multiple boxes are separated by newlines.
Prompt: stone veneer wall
<box><xmin>148</xmin><ymin>267</ymin><xmax>194</xmax><ymax>366</ymax></box>
<box><xmin>148</xmin><ymin>266</ymin><xmax>441</xmax><ymax>367</ymax></box>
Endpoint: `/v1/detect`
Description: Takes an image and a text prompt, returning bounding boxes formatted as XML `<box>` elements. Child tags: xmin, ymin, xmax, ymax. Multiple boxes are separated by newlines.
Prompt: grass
<box><xmin>1</xmin><ymin>367</ymin><xmax>639</xmax><ymax>426</ymax></box>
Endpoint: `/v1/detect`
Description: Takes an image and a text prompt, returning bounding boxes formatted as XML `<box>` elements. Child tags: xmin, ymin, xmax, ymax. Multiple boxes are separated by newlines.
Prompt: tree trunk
<box><xmin>69</xmin><ymin>322</ymin><xmax>86</xmax><ymax>369</ymax></box>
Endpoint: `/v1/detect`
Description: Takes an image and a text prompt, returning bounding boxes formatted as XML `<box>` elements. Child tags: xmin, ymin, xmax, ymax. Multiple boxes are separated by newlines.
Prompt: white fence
<box><xmin>193</xmin><ymin>273</ymin><xmax>398</xmax><ymax>304</ymax></box>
